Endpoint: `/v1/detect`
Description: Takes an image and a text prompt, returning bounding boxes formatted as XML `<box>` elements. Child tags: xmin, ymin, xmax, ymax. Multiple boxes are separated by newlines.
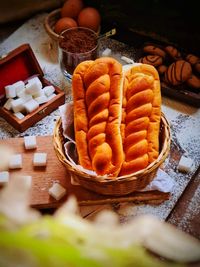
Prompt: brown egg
<box><xmin>77</xmin><ymin>7</ymin><xmax>101</xmax><ymax>32</ymax></box>
<box><xmin>54</xmin><ymin>17</ymin><xmax>78</xmax><ymax>34</ymax></box>
<box><xmin>61</xmin><ymin>0</ymin><xmax>84</xmax><ymax>18</ymax></box>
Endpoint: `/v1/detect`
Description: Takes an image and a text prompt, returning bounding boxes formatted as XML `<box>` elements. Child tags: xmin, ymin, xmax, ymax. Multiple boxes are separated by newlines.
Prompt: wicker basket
<box><xmin>44</xmin><ymin>9</ymin><xmax>61</xmax><ymax>41</ymax></box>
<box><xmin>44</xmin><ymin>8</ymin><xmax>101</xmax><ymax>41</ymax></box>
<box><xmin>53</xmin><ymin>113</ymin><xmax>171</xmax><ymax>196</ymax></box>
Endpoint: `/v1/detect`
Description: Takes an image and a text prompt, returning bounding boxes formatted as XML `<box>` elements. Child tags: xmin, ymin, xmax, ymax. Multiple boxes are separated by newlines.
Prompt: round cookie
<box><xmin>186</xmin><ymin>54</ymin><xmax>199</xmax><ymax>65</ymax></box>
<box><xmin>157</xmin><ymin>65</ymin><xmax>168</xmax><ymax>75</ymax></box>
<box><xmin>139</xmin><ymin>55</ymin><xmax>163</xmax><ymax>67</ymax></box>
<box><xmin>186</xmin><ymin>74</ymin><xmax>200</xmax><ymax>89</ymax></box>
<box><xmin>143</xmin><ymin>45</ymin><xmax>166</xmax><ymax>58</ymax></box>
<box><xmin>194</xmin><ymin>62</ymin><xmax>200</xmax><ymax>74</ymax></box>
<box><xmin>165</xmin><ymin>45</ymin><xmax>181</xmax><ymax>61</ymax></box>
<box><xmin>165</xmin><ymin>60</ymin><xmax>192</xmax><ymax>86</ymax></box>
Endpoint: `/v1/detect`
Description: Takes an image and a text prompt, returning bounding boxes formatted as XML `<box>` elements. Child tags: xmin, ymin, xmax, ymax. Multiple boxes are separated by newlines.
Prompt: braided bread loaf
<box><xmin>119</xmin><ymin>64</ymin><xmax>161</xmax><ymax>176</ymax></box>
<box><xmin>72</xmin><ymin>57</ymin><xmax>124</xmax><ymax>177</ymax></box>
<box><xmin>72</xmin><ymin>59</ymin><xmax>161</xmax><ymax>178</ymax></box>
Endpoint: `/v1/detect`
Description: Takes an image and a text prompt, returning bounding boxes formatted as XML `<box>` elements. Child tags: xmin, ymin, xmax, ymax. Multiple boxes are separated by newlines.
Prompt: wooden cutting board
<box><xmin>0</xmin><ymin>136</ymin><xmax>169</xmax><ymax>209</ymax></box>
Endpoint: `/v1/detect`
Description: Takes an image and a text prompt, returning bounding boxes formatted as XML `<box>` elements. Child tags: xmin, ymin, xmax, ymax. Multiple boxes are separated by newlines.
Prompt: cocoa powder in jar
<box><xmin>59</xmin><ymin>27</ymin><xmax>98</xmax><ymax>75</ymax></box>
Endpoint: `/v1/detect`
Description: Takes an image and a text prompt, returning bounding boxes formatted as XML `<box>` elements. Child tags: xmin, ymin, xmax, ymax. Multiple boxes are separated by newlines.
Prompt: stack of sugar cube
<box><xmin>3</xmin><ymin>77</ymin><xmax>56</xmax><ymax>119</ymax></box>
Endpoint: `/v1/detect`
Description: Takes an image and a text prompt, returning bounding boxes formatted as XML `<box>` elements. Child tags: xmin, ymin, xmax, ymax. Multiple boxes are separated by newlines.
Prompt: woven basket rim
<box><xmin>53</xmin><ymin>112</ymin><xmax>171</xmax><ymax>184</ymax></box>
<box><xmin>44</xmin><ymin>8</ymin><xmax>61</xmax><ymax>41</ymax></box>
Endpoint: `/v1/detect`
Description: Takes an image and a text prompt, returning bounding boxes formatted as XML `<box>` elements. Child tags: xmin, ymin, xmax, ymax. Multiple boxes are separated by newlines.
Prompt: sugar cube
<box><xmin>33</xmin><ymin>153</ymin><xmax>47</xmax><ymax>167</ymax></box>
<box><xmin>15</xmin><ymin>81</ymin><xmax>25</xmax><ymax>96</ymax></box>
<box><xmin>48</xmin><ymin>183</ymin><xmax>66</xmax><ymax>200</ymax></box>
<box><xmin>5</xmin><ymin>85</ymin><xmax>16</xmax><ymax>98</ymax></box>
<box><xmin>47</xmin><ymin>93</ymin><xmax>56</xmax><ymax>101</ymax></box>
<box><xmin>0</xmin><ymin>171</ymin><xmax>9</xmax><ymax>185</ymax></box>
<box><xmin>32</xmin><ymin>89</ymin><xmax>44</xmax><ymax>98</ymax></box>
<box><xmin>34</xmin><ymin>95</ymin><xmax>48</xmax><ymax>104</ymax></box>
<box><xmin>11</xmin><ymin>98</ymin><xmax>24</xmax><ymax>113</ymax></box>
<box><xmin>16</xmin><ymin>88</ymin><xmax>25</xmax><ymax>98</ymax></box>
<box><xmin>102</xmin><ymin>48</ymin><xmax>112</xmax><ymax>57</ymax></box>
<box><xmin>43</xmin><ymin>85</ymin><xmax>55</xmax><ymax>97</ymax></box>
<box><xmin>24</xmin><ymin>99</ymin><xmax>39</xmax><ymax>113</ymax></box>
<box><xmin>14</xmin><ymin>112</ymin><xmax>25</xmax><ymax>120</ymax></box>
<box><xmin>25</xmin><ymin>77</ymin><xmax>42</xmax><ymax>95</ymax></box>
<box><xmin>18</xmin><ymin>90</ymin><xmax>33</xmax><ymax>101</ymax></box>
<box><xmin>9</xmin><ymin>154</ymin><xmax>22</xmax><ymax>169</ymax></box>
<box><xmin>24</xmin><ymin>136</ymin><xmax>37</xmax><ymax>150</ymax></box>
<box><xmin>3</xmin><ymin>98</ymin><xmax>13</xmax><ymax>110</ymax></box>
<box><xmin>178</xmin><ymin>155</ymin><xmax>194</xmax><ymax>173</ymax></box>
<box><xmin>5</xmin><ymin>81</ymin><xmax>25</xmax><ymax>99</ymax></box>
<box><xmin>28</xmin><ymin>77</ymin><xmax>42</xmax><ymax>87</ymax></box>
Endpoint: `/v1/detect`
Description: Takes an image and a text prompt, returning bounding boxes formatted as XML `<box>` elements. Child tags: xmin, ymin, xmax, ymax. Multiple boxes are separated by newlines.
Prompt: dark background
<box><xmin>0</xmin><ymin>0</ymin><xmax>199</xmax><ymax>54</ymax></box>
<box><xmin>88</xmin><ymin>0</ymin><xmax>200</xmax><ymax>55</ymax></box>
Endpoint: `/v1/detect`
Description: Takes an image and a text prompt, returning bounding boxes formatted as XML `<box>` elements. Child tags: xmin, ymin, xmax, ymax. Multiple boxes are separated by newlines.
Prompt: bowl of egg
<box><xmin>44</xmin><ymin>0</ymin><xmax>101</xmax><ymax>41</ymax></box>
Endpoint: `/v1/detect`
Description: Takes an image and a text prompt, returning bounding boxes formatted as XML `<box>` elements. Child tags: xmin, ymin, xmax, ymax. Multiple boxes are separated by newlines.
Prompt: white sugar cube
<box><xmin>25</xmin><ymin>77</ymin><xmax>42</xmax><ymax>95</ymax></box>
<box><xmin>0</xmin><ymin>171</ymin><xmax>9</xmax><ymax>185</ymax></box>
<box><xmin>11</xmin><ymin>98</ymin><xmax>24</xmax><ymax>113</ymax></box>
<box><xmin>28</xmin><ymin>77</ymin><xmax>42</xmax><ymax>87</ymax></box>
<box><xmin>178</xmin><ymin>155</ymin><xmax>194</xmax><ymax>173</ymax></box>
<box><xmin>9</xmin><ymin>154</ymin><xmax>22</xmax><ymax>169</ymax></box>
<box><xmin>5</xmin><ymin>81</ymin><xmax>25</xmax><ymax>99</ymax></box>
<box><xmin>33</xmin><ymin>153</ymin><xmax>47</xmax><ymax>167</ymax></box>
<box><xmin>25</xmin><ymin>82</ymin><xmax>41</xmax><ymax>95</ymax></box>
<box><xmin>18</xmin><ymin>90</ymin><xmax>33</xmax><ymax>101</ymax></box>
<box><xmin>14</xmin><ymin>112</ymin><xmax>25</xmax><ymax>120</ymax></box>
<box><xmin>5</xmin><ymin>85</ymin><xmax>16</xmax><ymax>98</ymax></box>
<box><xmin>24</xmin><ymin>99</ymin><xmax>39</xmax><ymax>113</ymax></box>
<box><xmin>4</xmin><ymin>98</ymin><xmax>13</xmax><ymax>110</ymax></box>
<box><xmin>24</xmin><ymin>136</ymin><xmax>37</xmax><ymax>150</ymax></box>
<box><xmin>32</xmin><ymin>89</ymin><xmax>44</xmax><ymax>98</ymax></box>
<box><xmin>48</xmin><ymin>183</ymin><xmax>66</xmax><ymax>200</ymax></box>
<box><xmin>16</xmin><ymin>88</ymin><xmax>25</xmax><ymax>98</ymax></box>
<box><xmin>121</xmin><ymin>56</ymin><xmax>134</xmax><ymax>64</ymax></box>
<box><xmin>47</xmin><ymin>93</ymin><xmax>56</xmax><ymax>101</ymax></box>
<box><xmin>15</xmin><ymin>81</ymin><xmax>25</xmax><ymax>96</ymax></box>
<box><xmin>102</xmin><ymin>48</ymin><xmax>112</xmax><ymax>57</ymax></box>
<box><xmin>43</xmin><ymin>85</ymin><xmax>55</xmax><ymax>97</ymax></box>
<box><xmin>34</xmin><ymin>95</ymin><xmax>48</xmax><ymax>105</ymax></box>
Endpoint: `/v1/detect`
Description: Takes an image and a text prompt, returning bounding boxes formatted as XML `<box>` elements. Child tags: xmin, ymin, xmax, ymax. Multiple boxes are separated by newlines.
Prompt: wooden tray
<box><xmin>0</xmin><ymin>136</ymin><xmax>169</xmax><ymax>209</ymax></box>
<box><xmin>113</xmin><ymin>28</ymin><xmax>200</xmax><ymax>107</ymax></box>
<box><xmin>135</xmin><ymin>42</ymin><xmax>200</xmax><ymax>107</ymax></box>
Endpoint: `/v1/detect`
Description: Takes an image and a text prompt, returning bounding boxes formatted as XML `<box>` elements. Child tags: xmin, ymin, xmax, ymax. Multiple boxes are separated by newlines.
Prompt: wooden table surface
<box><xmin>167</xmin><ymin>166</ymin><xmax>200</xmax><ymax>239</ymax></box>
<box><xmin>0</xmin><ymin>16</ymin><xmax>200</xmax><ymax>243</ymax></box>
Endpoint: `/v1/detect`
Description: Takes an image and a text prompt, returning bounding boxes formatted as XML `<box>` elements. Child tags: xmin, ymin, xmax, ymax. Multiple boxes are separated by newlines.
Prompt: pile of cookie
<box><xmin>139</xmin><ymin>44</ymin><xmax>200</xmax><ymax>90</ymax></box>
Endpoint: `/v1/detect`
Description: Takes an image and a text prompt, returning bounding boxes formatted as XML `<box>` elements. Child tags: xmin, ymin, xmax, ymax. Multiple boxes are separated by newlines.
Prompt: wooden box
<box><xmin>0</xmin><ymin>43</ymin><xmax>65</xmax><ymax>132</ymax></box>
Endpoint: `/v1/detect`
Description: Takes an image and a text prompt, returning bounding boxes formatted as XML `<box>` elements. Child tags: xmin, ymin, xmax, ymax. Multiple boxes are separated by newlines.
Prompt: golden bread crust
<box><xmin>72</xmin><ymin>57</ymin><xmax>124</xmax><ymax>177</ymax></box>
<box><xmin>120</xmin><ymin>64</ymin><xmax>161</xmax><ymax>176</ymax></box>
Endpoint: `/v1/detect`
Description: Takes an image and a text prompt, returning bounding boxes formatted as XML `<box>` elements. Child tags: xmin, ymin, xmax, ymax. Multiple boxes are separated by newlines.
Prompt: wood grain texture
<box><xmin>0</xmin><ymin>136</ymin><xmax>169</xmax><ymax>209</ymax></box>
<box><xmin>167</xmin><ymin>167</ymin><xmax>200</xmax><ymax>239</ymax></box>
